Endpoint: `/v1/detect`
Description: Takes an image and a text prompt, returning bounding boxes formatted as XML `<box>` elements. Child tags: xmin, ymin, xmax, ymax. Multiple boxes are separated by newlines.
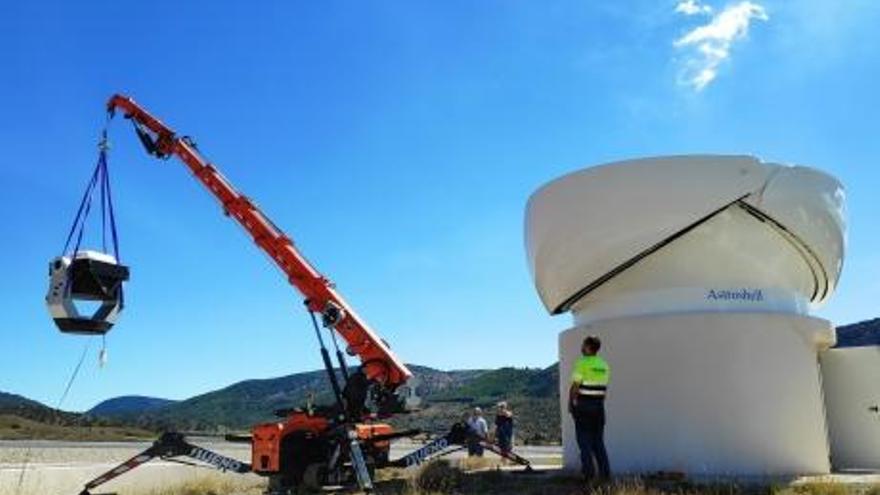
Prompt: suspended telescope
<box><xmin>46</xmin><ymin>134</ymin><xmax>129</xmax><ymax>335</ymax></box>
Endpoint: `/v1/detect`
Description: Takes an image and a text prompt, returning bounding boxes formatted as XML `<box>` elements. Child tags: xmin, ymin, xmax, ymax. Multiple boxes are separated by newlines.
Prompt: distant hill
<box><xmin>88</xmin><ymin>396</ymin><xmax>177</xmax><ymax>417</ymax></box>
<box><xmin>394</xmin><ymin>365</ymin><xmax>560</xmax><ymax>443</ymax></box>
<box><xmin>0</xmin><ymin>391</ymin><xmax>78</xmax><ymax>424</ymax></box>
<box><xmin>0</xmin><ymin>391</ymin><xmax>46</xmax><ymax>410</ymax></box>
<box><xmin>12</xmin><ymin>316</ymin><xmax>879</xmax><ymax>443</ymax></box>
<box><xmin>0</xmin><ymin>391</ymin><xmax>154</xmax><ymax>440</ymax></box>
<box><xmin>97</xmin><ymin>365</ymin><xmax>501</xmax><ymax>429</ymax></box>
<box><xmin>0</xmin><ymin>414</ymin><xmax>153</xmax><ymax>441</ymax></box>
<box><xmin>836</xmin><ymin>318</ymin><xmax>880</xmax><ymax>348</ymax></box>
<box><xmin>89</xmin><ymin>363</ymin><xmax>562</xmax><ymax>444</ymax></box>
<box><xmin>431</xmin><ymin>365</ymin><xmax>558</xmax><ymax>401</ymax></box>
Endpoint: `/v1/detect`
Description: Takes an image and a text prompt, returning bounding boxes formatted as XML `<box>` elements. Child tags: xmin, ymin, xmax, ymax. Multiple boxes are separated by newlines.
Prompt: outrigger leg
<box><xmin>388</xmin><ymin>422</ymin><xmax>534</xmax><ymax>471</ymax></box>
<box><xmin>78</xmin><ymin>432</ymin><xmax>251</xmax><ymax>495</ymax></box>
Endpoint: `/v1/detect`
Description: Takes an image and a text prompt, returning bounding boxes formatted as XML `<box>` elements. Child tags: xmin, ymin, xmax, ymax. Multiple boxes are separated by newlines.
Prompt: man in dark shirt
<box><xmin>494</xmin><ymin>401</ymin><xmax>514</xmax><ymax>456</ymax></box>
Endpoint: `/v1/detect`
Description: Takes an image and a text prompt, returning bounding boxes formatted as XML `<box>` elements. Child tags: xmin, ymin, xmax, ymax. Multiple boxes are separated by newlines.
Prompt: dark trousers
<box><xmin>467</xmin><ymin>433</ymin><xmax>484</xmax><ymax>457</ymax></box>
<box><xmin>572</xmin><ymin>399</ymin><xmax>610</xmax><ymax>479</ymax></box>
<box><xmin>496</xmin><ymin>431</ymin><xmax>513</xmax><ymax>454</ymax></box>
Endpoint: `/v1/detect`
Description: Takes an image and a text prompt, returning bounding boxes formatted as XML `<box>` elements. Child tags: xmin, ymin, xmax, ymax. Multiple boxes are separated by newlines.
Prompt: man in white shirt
<box><xmin>466</xmin><ymin>407</ymin><xmax>489</xmax><ymax>456</ymax></box>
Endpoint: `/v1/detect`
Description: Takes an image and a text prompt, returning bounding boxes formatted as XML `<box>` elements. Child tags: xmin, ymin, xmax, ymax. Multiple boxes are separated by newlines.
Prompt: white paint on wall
<box><xmin>559</xmin><ymin>312</ymin><xmax>835</xmax><ymax>476</ymax></box>
<box><xmin>821</xmin><ymin>346</ymin><xmax>880</xmax><ymax>470</ymax></box>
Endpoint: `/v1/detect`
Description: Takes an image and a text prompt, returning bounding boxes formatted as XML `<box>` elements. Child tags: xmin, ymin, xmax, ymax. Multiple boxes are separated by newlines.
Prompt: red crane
<box><xmin>69</xmin><ymin>95</ymin><xmax>532</xmax><ymax>495</ymax></box>
<box><xmin>95</xmin><ymin>94</ymin><xmax>415</xmax><ymax>492</ymax></box>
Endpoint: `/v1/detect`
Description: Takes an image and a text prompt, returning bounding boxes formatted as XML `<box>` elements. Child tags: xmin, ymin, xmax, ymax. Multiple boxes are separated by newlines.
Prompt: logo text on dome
<box><xmin>706</xmin><ymin>288</ymin><xmax>764</xmax><ymax>302</ymax></box>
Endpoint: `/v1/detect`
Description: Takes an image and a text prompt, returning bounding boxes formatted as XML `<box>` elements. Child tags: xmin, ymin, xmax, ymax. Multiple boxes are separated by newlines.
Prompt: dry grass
<box><xmin>0</xmin><ymin>414</ymin><xmax>154</xmax><ymax>441</ymax></box>
<box><xmin>53</xmin><ymin>472</ymin><xmax>880</xmax><ymax>495</ymax></box>
<box><xmin>455</xmin><ymin>456</ymin><xmax>501</xmax><ymax>472</ymax></box>
<box><xmin>412</xmin><ymin>460</ymin><xmax>466</xmax><ymax>493</ymax></box>
<box><xmin>774</xmin><ymin>482</ymin><xmax>880</xmax><ymax>495</ymax></box>
<box><xmin>12</xmin><ymin>458</ymin><xmax>873</xmax><ymax>495</ymax></box>
<box><xmin>369</xmin><ymin>462</ymin><xmax>880</xmax><ymax>495</ymax></box>
<box><xmin>125</xmin><ymin>476</ymin><xmax>264</xmax><ymax>495</ymax></box>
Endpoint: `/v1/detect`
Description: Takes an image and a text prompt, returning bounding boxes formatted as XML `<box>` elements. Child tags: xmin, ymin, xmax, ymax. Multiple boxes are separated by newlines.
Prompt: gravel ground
<box><xmin>0</xmin><ymin>439</ymin><xmax>560</xmax><ymax>495</ymax></box>
<box><xmin>0</xmin><ymin>439</ymin><xmax>254</xmax><ymax>495</ymax></box>
<box><xmin>0</xmin><ymin>438</ymin><xmax>250</xmax><ymax>464</ymax></box>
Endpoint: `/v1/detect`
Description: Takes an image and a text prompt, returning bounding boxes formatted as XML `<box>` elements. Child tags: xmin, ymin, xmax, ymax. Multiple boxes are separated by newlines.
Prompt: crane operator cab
<box><xmin>46</xmin><ymin>250</ymin><xmax>129</xmax><ymax>334</ymax></box>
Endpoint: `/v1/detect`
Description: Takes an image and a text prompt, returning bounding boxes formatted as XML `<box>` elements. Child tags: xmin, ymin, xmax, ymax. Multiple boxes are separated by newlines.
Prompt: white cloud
<box><xmin>675</xmin><ymin>0</ymin><xmax>712</xmax><ymax>16</ymax></box>
<box><xmin>674</xmin><ymin>1</ymin><xmax>769</xmax><ymax>90</ymax></box>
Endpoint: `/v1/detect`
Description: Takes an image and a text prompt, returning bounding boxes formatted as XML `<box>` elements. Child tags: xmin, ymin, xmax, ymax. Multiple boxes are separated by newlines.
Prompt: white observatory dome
<box><xmin>525</xmin><ymin>155</ymin><xmax>845</xmax><ymax>324</ymax></box>
<box><xmin>527</xmin><ymin>155</ymin><xmax>848</xmax><ymax>476</ymax></box>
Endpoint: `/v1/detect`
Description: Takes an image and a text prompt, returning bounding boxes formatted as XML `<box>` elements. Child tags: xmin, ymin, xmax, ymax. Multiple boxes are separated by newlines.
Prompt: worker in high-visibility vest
<box><xmin>568</xmin><ymin>335</ymin><xmax>611</xmax><ymax>481</ymax></box>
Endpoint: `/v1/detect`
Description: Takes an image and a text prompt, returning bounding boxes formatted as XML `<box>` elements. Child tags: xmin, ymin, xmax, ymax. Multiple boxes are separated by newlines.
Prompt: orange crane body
<box><xmin>106</xmin><ymin>94</ymin><xmax>411</xmax><ymax>389</ymax></box>
<box><xmin>105</xmin><ymin>94</ymin><xmax>415</xmax><ymax>489</ymax></box>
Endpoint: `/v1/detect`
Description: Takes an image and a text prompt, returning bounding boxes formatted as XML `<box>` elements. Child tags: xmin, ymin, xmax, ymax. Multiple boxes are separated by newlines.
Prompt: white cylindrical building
<box><xmin>821</xmin><ymin>346</ymin><xmax>880</xmax><ymax>470</ymax></box>
<box><xmin>525</xmin><ymin>155</ymin><xmax>846</xmax><ymax>476</ymax></box>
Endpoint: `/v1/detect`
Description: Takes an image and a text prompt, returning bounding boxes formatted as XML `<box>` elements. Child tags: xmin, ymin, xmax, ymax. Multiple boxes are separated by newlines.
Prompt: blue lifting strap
<box><xmin>61</xmin><ymin>130</ymin><xmax>121</xmax><ymax>261</ymax></box>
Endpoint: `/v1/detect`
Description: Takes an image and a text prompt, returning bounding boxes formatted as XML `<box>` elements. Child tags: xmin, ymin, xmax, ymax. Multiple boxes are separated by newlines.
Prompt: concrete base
<box><xmin>559</xmin><ymin>312</ymin><xmax>834</xmax><ymax>476</ymax></box>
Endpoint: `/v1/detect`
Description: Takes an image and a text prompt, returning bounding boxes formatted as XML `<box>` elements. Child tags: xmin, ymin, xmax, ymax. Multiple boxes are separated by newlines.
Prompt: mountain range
<box><xmin>835</xmin><ymin>317</ymin><xmax>880</xmax><ymax>347</ymax></box>
<box><xmin>84</xmin><ymin>364</ymin><xmax>560</xmax><ymax>443</ymax></box>
<box><xmin>1</xmin><ymin>364</ymin><xmax>561</xmax><ymax>443</ymax></box>
<box><xmin>88</xmin><ymin>396</ymin><xmax>178</xmax><ymax>416</ymax></box>
<box><xmin>0</xmin><ymin>391</ymin><xmax>79</xmax><ymax>424</ymax></box>
<box><xmin>4</xmin><ymin>317</ymin><xmax>877</xmax><ymax>444</ymax></box>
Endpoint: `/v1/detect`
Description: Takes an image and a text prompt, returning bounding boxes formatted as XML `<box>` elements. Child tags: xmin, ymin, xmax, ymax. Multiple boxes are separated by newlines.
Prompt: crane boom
<box><xmin>106</xmin><ymin>94</ymin><xmax>412</xmax><ymax>390</ymax></box>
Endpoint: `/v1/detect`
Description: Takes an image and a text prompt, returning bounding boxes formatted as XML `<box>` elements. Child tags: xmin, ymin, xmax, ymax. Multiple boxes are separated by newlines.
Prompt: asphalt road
<box><xmin>0</xmin><ymin>439</ymin><xmax>561</xmax><ymax>495</ymax></box>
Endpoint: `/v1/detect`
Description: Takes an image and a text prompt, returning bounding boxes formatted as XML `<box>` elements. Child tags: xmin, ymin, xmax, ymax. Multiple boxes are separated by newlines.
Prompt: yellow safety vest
<box><xmin>571</xmin><ymin>355</ymin><xmax>610</xmax><ymax>398</ymax></box>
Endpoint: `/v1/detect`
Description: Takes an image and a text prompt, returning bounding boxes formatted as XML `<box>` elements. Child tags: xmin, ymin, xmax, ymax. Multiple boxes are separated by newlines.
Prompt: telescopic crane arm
<box><xmin>106</xmin><ymin>94</ymin><xmax>412</xmax><ymax>392</ymax></box>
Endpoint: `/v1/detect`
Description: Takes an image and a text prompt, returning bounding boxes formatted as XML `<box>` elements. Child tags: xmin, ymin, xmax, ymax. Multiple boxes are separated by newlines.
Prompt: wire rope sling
<box><xmin>46</xmin><ymin>130</ymin><xmax>129</xmax><ymax>335</ymax></box>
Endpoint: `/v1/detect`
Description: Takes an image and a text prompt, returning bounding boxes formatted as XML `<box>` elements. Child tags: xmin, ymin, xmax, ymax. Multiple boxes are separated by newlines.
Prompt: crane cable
<box><xmin>59</xmin><ymin>130</ymin><xmax>121</xmax><ymax>366</ymax></box>
<box><xmin>14</xmin><ymin>339</ymin><xmax>95</xmax><ymax>495</ymax></box>
<box><xmin>60</xmin><ymin>129</ymin><xmax>121</xmax><ymax>261</ymax></box>
<box><xmin>17</xmin><ymin>131</ymin><xmax>123</xmax><ymax>493</ymax></box>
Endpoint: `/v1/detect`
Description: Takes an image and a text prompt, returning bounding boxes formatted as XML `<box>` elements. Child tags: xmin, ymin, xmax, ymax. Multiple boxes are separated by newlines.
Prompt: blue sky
<box><xmin>0</xmin><ymin>1</ymin><xmax>877</xmax><ymax>412</ymax></box>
